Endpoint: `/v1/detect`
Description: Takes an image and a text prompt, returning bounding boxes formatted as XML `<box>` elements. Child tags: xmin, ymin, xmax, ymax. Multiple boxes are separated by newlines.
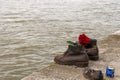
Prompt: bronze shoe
<box><xmin>54</xmin><ymin>45</ymin><xmax>89</xmax><ymax>67</ymax></box>
<box><xmin>84</xmin><ymin>39</ymin><xmax>99</xmax><ymax>61</ymax></box>
<box><xmin>83</xmin><ymin>67</ymin><xmax>103</xmax><ymax>80</ymax></box>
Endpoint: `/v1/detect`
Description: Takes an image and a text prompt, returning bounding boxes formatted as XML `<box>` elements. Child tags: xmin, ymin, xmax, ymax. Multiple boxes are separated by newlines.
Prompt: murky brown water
<box><xmin>0</xmin><ymin>0</ymin><xmax>120</xmax><ymax>80</ymax></box>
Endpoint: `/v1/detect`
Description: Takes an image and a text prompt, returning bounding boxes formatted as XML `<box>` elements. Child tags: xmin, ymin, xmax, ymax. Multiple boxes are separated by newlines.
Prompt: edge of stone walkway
<box><xmin>21</xmin><ymin>30</ymin><xmax>120</xmax><ymax>80</ymax></box>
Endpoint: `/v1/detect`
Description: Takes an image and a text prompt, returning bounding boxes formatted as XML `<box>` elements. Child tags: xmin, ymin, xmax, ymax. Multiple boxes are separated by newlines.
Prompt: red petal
<box><xmin>78</xmin><ymin>34</ymin><xmax>90</xmax><ymax>45</ymax></box>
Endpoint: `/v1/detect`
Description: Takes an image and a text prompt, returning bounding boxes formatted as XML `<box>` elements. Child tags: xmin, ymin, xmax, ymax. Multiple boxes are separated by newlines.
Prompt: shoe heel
<box><xmin>89</xmin><ymin>56</ymin><xmax>99</xmax><ymax>61</ymax></box>
<box><xmin>75</xmin><ymin>62</ymin><xmax>88</xmax><ymax>67</ymax></box>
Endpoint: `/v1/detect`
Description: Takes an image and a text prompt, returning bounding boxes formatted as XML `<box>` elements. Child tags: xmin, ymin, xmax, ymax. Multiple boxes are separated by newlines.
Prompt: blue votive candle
<box><xmin>106</xmin><ymin>67</ymin><xmax>115</xmax><ymax>77</ymax></box>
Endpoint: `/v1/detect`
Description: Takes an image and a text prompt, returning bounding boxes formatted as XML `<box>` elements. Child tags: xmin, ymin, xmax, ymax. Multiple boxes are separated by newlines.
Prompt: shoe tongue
<box><xmin>90</xmin><ymin>39</ymin><xmax>97</xmax><ymax>45</ymax></box>
<box><xmin>85</xmin><ymin>44</ymin><xmax>93</xmax><ymax>48</ymax></box>
<box><xmin>72</xmin><ymin>45</ymin><xmax>85</xmax><ymax>54</ymax></box>
<box><xmin>65</xmin><ymin>45</ymin><xmax>85</xmax><ymax>55</ymax></box>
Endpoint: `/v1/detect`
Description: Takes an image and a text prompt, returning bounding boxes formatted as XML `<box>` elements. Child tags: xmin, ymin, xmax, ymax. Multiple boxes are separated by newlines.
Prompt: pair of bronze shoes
<box><xmin>54</xmin><ymin>39</ymin><xmax>99</xmax><ymax>67</ymax></box>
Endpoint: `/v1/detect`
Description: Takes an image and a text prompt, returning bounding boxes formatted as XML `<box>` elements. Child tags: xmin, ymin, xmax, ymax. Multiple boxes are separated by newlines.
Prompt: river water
<box><xmin>0</xmin><ymin>0</ymin><xmax>120</xmax><ymax>80</ymax></box>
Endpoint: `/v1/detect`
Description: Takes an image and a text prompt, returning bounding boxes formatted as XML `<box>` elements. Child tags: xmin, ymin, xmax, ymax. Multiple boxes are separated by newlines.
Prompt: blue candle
<box><xmin>106</xmin><ymin>67</ymin><xmax>115</xmax><ymax>77</ymax></box>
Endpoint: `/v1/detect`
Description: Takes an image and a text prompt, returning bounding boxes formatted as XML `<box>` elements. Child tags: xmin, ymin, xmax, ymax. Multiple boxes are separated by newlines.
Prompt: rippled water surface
<box><xmin>0</xmin><ymin>0</ymin><xmax>120</xmax><ymax>80</ymax></box>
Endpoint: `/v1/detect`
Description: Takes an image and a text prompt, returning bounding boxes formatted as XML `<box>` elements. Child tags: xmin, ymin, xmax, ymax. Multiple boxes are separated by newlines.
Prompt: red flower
<box><xmin>78</xmin><ymin>34</ymin><xmax>90</xmax><ymax>45</ymax></box>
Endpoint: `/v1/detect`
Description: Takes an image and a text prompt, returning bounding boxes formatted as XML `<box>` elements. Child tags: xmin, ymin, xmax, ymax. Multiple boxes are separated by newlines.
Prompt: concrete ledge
<box><xmin>22</xmin><ymin>64</ymin><xmax>85</xmax><ymax>80</ymax></box>
<box><xmin>22</xmin><ymin>31</ymin><xmax>120</xmax><ymax>80</ymax></box>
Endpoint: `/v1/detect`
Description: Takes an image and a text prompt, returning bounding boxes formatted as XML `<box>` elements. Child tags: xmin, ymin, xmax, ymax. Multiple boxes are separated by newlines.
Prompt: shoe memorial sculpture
<box><xmin>78</xmin><ymin>34</ymin><xmax>99</xmax><ymax>60</ymax></box>
<box><xmin>54</xmin><ymin>34</ymin><xmax>116</xmax><ymax>79</ymax></box>
<box><xmin>83</xmin><ymin>67</ymin><xmax>104</xmax><ymax>80</ymax></box>
<box><xmin>54</xmin><ymin>34</ymin><xmax>99</xmax><ymax>67</ymax></box>
<box><xmin>54</xmin><ymin>41</ymin><xmax>89</xmax><ymax>67</ymax></box>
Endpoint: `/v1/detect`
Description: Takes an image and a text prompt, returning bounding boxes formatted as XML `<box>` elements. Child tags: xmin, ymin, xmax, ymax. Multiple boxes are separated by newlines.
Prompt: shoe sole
<box><xmin>75</xmin><ymin>62</ymin><xmax>88</xmax><ymax>67</ymax></box>
<box><xmin>54</xmin><ymin>59</ymin><xmax>88</xmax><ymax>67</ymax></box>
<box><xmin>89</xmin><ymin>56</ymin><xmax>99</xmax><ymax>61</ymax></box>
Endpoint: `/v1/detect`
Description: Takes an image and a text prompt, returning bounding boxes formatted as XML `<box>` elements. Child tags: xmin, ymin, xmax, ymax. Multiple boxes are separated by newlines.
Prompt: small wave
<box><xmin>112</xmin><ymin>30</ymin><xmax>120</xmax><ymax>35</ymax></box>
